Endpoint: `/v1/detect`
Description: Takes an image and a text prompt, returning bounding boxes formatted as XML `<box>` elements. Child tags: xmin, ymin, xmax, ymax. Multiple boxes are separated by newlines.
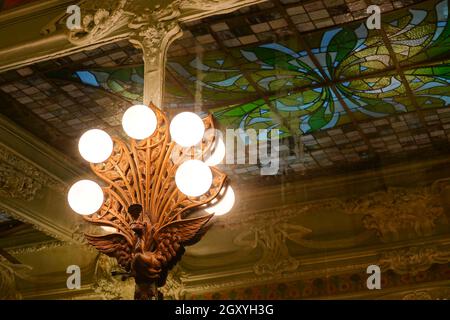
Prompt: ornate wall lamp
<box><xmin>67</xmin><ymin>103</ymin><xmax>235</xmax><ymax>299</ymax></box>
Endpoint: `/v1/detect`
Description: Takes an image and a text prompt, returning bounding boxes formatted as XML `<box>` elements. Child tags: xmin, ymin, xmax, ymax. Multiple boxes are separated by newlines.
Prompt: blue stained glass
<box><xmin>76</xmin><ymin>71</ymin><xmax>100</xmax><ymax>87</ymax></box>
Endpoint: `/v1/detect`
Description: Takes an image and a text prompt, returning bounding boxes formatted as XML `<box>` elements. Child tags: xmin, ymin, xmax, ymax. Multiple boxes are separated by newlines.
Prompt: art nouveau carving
<box><xmin>0</xmin><ymin>162</ymin><xmax>42</xmax><ymax>201</ymax></box>
<box><xmin>379</xmin><ymin>246</ymin><xmax>450</xmax><ymax>275</ymax></box>
<box><xmin>7</xmin><ymin>241</ymin><xmax>68</xmax><ymax>256</ymax></box>
<box><xmin>402</xmin><ymin>291</ymin><xmax>433</xmax><ymax>300</ymax></box>
<box><xmin>41</xmin><ymin>0</ymin><xmax>265</xmax><ymax>107</ymax></box>
<box><xmin>402</xmin><ymin>287</ymin><xmax>450</xmax><ymax>300</ymax></box>
<box><xmin>345</xmin><ymin>187</ymin><xmax>447</xmax><ymax>242</ymax></box>
<box><xmin>0</xmin><ymin>145</ymin><xmax>62</xmax><ymax>201</ymax></box>
<box><xmin>234</xmin><ymin>220</ymin><xmax>310</xmax><ymax>275</ymax></box>
<box><xmin>42</xmin><ymin>0</ymin><xmax>129</xmax><ymax>44</ymax></box>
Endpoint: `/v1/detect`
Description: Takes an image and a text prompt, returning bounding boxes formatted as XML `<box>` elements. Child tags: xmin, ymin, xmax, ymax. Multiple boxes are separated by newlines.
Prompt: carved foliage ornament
<box><xmin>345</xmin><ymin>187</ymin><xmax>447</xmax><ymax>241</ymax></box>
<box><xmin>0</xmin><ymin>145</ymin><xmax>61</xmax><ymax>201</ymax></box>
<box><xmin>42</xmin><ymin>0</ymin><xmax>129</xmax><ymax>44</ymax></box>
<box><xmin>42</xmin><ymin>0</ymin><xmax>264</xmax><ymax>46</ymax></box>
<box><xmin>83</xmin><ymin>103</ymin><xmax>226</xmax><ymax>299</ymax></box>
<box><xmin>234</xmin><ymin>219</ymin><xmax>311</xmax><ymax>276</ymax></box>
<box><xmin>379</xmin><ymin>246</ymin><xmax>450</xmax><ymax>275</ymax></box>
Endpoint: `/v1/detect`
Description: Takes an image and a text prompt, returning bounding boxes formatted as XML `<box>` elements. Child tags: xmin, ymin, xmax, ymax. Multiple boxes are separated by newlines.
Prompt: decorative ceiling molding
<box><xmin>6</xmin><ymin>240</ymin><xmax>68</xmax><ymax>255</ymax></box>
<box><xmin>0</xmin><ymin>205</ymin><xmax>71</xmax><ymax>243</ymax></box>
<box><xmin>42</xmin><ymin>0</ymin><xmax>129</xmax><ymax>45</ymax></box>
<box><xmin>218</xmin><ymin>182</ymin><xmax>450</xmax><ymax>243</ymax></box>
<box><xmin>0</xmin><ymin>144</ymin><xmax>63</xmax><ymax>201</ymax></box>
<box><xmin>39</xmin><ymin>0</ymin><xmax>265</xmax><ymax>106</ymax></box>
<box><xmin>42</xmin><ymin>0</ymin><xmax>267</xmax><ymax>45</ymax></box>
<box><xmin>345</xmin><ymin>186</ymin><xmax>449</xmax><ymax>242</ymax></box>
<box><xmin>379</xmin><ymin>246</ymin><xmax>450</xmax><ymax>276</ymax></box>
<box><xmin>180</xmin><ymin>241</ymin><xmax>442</xmax><ymax>296</ymax></box>
<box><xmin>177</xmin><ymin>179</ymin><xmax>450</xmax><ymax>294</ymax></box>
<box><xmin>401</xmin><ymin>287</ymin><xmax>450</xmax><ymax>300</ymax></box>
<box><xmin>0</xmin><ymin>0</ymin><xmax>265</xmax><ymax>74</ymax></box>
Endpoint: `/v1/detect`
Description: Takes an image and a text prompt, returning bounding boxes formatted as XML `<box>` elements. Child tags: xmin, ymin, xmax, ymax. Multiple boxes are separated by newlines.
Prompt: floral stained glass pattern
<box><xmin>47</xmin><ymin>0</ymin><xmax>449</xmax><ymax>138</ymax></box>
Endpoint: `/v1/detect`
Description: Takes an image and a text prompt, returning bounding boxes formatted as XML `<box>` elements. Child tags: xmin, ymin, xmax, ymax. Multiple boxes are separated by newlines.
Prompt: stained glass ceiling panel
<box><xmin>303</xmin><ymin>22</ymin><xmax>392</xmax><ymax>80</ymax></box>
<box><xmin>386</xmin><ymin>0</ymin><xmax>450</xmax><ymax>66</ymax></box>
<box><xmin>43</xmin><ymin>0</ymin><xmax>449</xmax><ymax>142</ymax></box>
<box><xmin>0</xmin><ymin>0</ymin><xmax>449</xmax><ymax>182</ymax></box>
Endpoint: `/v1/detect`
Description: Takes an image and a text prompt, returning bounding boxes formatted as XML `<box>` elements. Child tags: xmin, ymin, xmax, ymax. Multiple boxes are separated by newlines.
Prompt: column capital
<box><xmin>42</xmin><ymin>0</ymin><xmax>265</xmax><ymax>107</ymax></box>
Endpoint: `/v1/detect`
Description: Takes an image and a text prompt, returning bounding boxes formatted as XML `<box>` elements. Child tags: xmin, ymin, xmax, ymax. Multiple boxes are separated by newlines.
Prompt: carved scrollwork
<box><xmin>41</xmin><ymin>0</ymin><xmax>264</xmax><ymax>48</ymax></box>
<box><xmin>402</xmin><ymin>287</ymin><xmax>450</xmax><ymax>300</ymax></box>
<box><xmin>234</xmin><ymin>219</ymin><xmax>310</xmax><ymax>276</ymax></box>
<box><xmin>0</xmin><ymin>162</ymin><xmax>42</xmax><ymax>201</ymax></box>
<box><xmin>402</xmin><ymin>291</ymin><xmax>433</xmax><ymax>300</ymax></box>
<box><xmin>6</xmin><ymin>241</ymin><xmax>68</xmax><ymax>255</ymax></box>
<box><xmin>42</xmin><ymin>0</ymin><xmax>129</xmax><ymax>44</ymax></box>
<box><xmin>345</xmin><ymin>187</ymin><xmax>447</xmax><ymax>242</ymax></box>
<box><xmin>379</xmin><ymin>246</ymin><xmax>450</xmax><ymax>275</ymax></box>
<box><xmin>0</xmin><ymin>145</ymin><xmax>63</xmax><ymax>201</ymax></box>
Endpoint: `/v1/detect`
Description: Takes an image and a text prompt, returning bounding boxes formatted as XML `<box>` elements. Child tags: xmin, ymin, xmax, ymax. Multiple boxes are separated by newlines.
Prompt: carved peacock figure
<box><xmin>82</xmin><ymin>103</ymin><xmax>226</xmax><ymax>300</ymax></box>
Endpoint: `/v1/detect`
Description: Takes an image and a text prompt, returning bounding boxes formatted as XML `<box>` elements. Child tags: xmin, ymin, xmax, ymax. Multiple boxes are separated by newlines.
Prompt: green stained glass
<box><xmin>213</xmin><ymin>100</ymin><xmax>289</xmax><ymax>138</ymax></box>
<box><xmin>47</xmin><ymin>67</ymin><xmax>145</xmax><ymax>102</ymax></box>
<box><xmin>404</xmin><ymin>62</ymin><xmax>450</xmax><ymax>108</ymax></box>
<box><xmin>387</xmin><ymin>0</ymin><xmax>450</xmax><ymax>66</ymax></box>
<box><xmin>46</xmin><ymin>0</ymin><xmax>450</xmax><ymax>138</ymax></box>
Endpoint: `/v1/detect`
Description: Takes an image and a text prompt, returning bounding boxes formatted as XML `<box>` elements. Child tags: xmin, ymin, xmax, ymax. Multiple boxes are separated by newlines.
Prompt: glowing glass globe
<box><xmin>122</xmin><ymin>104</ymin><xmax>157</xmax><ymax>140</ymax></box>
<box><xmin>68</xmin><ymin>180</ymin><xmax>104</xmax><ymax>215</ymax></box>
<box><xmin>170</xmin><ymin>112</ymin><xmax>205</xmax><ymax>147</ymax></box>
<box><xmin>205</xmin><ymin>185</ymin><xmax>235</xmax><ymax>216</ymax></box>
<box><xmin>175</xmin><ymin>160</ymin><xmax>212</xmax><ymax>197</ymax></box>
<box><xmin>204</xmin><ymin>137</ymin><xmax>226</xmax><ymax>166</ymax></box>
<box><xmin>78</xmin><ymin>129</ymin><xmax>113</xmax><ymax>163</ymax></box>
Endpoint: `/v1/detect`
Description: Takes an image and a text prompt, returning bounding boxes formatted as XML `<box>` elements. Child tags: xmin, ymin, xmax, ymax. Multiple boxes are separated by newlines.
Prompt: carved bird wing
<box><xmin>85</xmin><ymin>233</ymin><xmax>133</xmax><ymax>272</ymax></box>
<box><xmin>153</xmin><ymin>214</ymin><xmax>214</xmax><ymax>266</ymax></box>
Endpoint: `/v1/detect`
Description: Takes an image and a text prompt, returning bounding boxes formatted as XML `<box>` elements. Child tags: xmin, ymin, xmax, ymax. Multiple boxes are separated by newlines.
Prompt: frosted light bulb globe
<box><xmin>175</xmin><ymin>160</ymin><xmax>212</xmax><ymax>197</ymax></box>
<box><xmin>122</xmin><ymin>104</ymin><xmax>157</xmax><ymax>140</ymax></box>
<box><xmin>205</xmin><ymin>137</ymin><xmax>226</xmax><ymax>166</ymax></box>
<box><xmin>78</xmin><ymin>129</ymin><xmax>113</xmax><ymax>163</ymax></box>
<box><xmin>68</xmin><ymin>180</ymin><xmax>104</xmax><ymax>215</ymax></box>
<box><xmin>205</xmin><ymin>185</ymin><xmax>235</xmax><ymax>216</ymax></box>
<box><xmin>170</xmin><ymin>112</ymin><xmax>205</xmax><ymax>147</ymax></box>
